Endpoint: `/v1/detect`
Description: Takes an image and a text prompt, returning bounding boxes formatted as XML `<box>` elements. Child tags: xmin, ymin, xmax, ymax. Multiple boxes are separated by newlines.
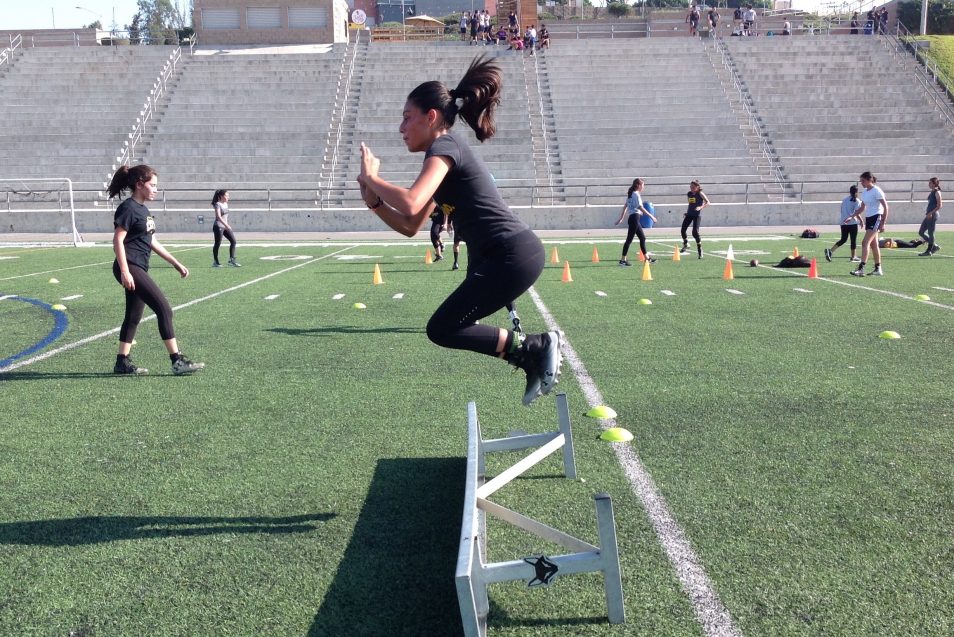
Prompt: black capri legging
<box><xmin>681</xmin><ymin>213</ymin><xmax>702</xmax><ymax>243</ymax></box>
<box><xmin>833</xmin><ymin>223</ymin><xmax>859</xmax><ymax>250</ymax></box>
<box><xmin>212</xmin><ymin>225</ymin><xmax>237</xmax><ymax>261</ymax></box>
<box><xmin>113</xmin><ymin>261</ymin><xmax>175</xmax><ymax>343</ymax></box>
<box><xmin>429</xmin><ymin>218</ymin><xmax>444</xmax><ymax>250</ymax></box>
<box><xmin>426</xmin><ymin>229</ymin><xmax>544</xmax><ymax>357</ymax></box>
<box><xmin>622</xmin><ymin>214</ymin><xmax>647</xmax><ymax>259</ymax></box>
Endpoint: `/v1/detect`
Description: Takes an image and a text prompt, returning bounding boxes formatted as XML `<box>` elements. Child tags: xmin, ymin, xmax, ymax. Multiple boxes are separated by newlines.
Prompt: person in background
<box><xmin>850</xmin><ymin>12</ymin><xmax>860</xmax><ymax>34</ymax></box>
<box><xmin>108</xmin><ymin>164</ymin><xmax>204</xmax><ymax>376</ymax></box>
<box><xmin>460</xmin><ymin>11</ymin><xmax>469</xmax><ymax>41</ymax></box>
<box><xmin>686</xmin><ymin>4</ymin><xmax>701</xmax><ymax>36</ymax></box>
<box><xmin>615</xmin><ymin>178</ymin><xmax>657</xmax><ymax>265</ymax></box>
<box><xmin>918</xmin><ymin>177</ymin><xmax>942</xmax><ymax>256</ymax></box>
<box><xmin>680</xmin><ymin>180</ymin><xmax>710</xmax><ymax>259</ymax></box>
<box><xmin>356</xmin><ymin>55</ymin><xmax>562</xmax><ymax>406</ymax></box>
<box><xmin>849</xmin><ymin>171</ymin><xmax>889</xmax><ymax>277</ymax></box>
<box><xmin>708</xmin><ymin>7</ymin><xmax>720</xmax><ymax>33</ymax></box>
<box><xmin>538</xmin><ymin>24</ymin><xmax>550</xmax><ymax>50</ymax></box>
<box><xmin>429</xmin><ymin>207</ymin><xmax>447</xmax><ymax>261</ymax></box>
<box><xmin>825</xmin><ymin>185</ymin><xmax>862</xmax><ymax>262</ymax></box>
<box><xmin>211</xmin><ymin>189</ymin><xmax>240</xmax><ymax>267</ymax></box>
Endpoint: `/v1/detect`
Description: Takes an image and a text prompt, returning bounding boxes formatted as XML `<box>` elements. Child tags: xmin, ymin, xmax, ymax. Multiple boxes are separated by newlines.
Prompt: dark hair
<box><xmin>627</xmin><ymin>178</ymin><xmax>644</xmax><ymax>198</ymax></box>
<box><xmin>107</xmin><ymin>164</ymin><xmax>157</xmax><ymax>199</ymax></box>
<box><xmin>860</xmin><ymin>171</ymin><xmax>877</xmax><ymax>183</ymax></box>
<box><xmin>849</xmin><ymin>185</ymin><xmax>858</xmax><ymax>201</ymax></box>
<box><xmin>406</xmin><ymin>54</ymin><xmax>502</xmax><ymax>142</ymax></box>
<box><xmin>929</xmin><ymin>177</ymin><xmax>941</xmax><ymax>190</ymax></box>
<box><xmin>211</xmin><ymin>189</ymin><xmax>228</xmax><ymax>207</ymax></box>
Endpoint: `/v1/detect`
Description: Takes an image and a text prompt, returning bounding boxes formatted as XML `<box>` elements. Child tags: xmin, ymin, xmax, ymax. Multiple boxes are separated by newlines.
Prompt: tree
<box><xmin>83</xmin><ymin>20</ymin><xmax>103</xmax><ymax>30</ymax></box>
<box><xmin>897</xmin><ymin>0</ymin><xmax>954</xmax><ymax>34</ymax></box>
<box><xmin>607</xmin><ymin>1</ymin><xmax>631</xmax><ymax>19</ymax></box>
<box><xmin>137</xmin><ymin>0</ymin><xmax>187</xmax><ymax>44</ymax></box>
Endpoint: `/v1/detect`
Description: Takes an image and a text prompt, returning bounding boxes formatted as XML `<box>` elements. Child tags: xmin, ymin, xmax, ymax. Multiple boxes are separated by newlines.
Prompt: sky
<box><xmin>2</xmin><ymin>1</ymin><xmax>187</xmax><ymax>31</ymax></box>
<box><xmin>3</xmin><ymin>0</ymin><xmax>840</xmax><ymax>31</ymax></box>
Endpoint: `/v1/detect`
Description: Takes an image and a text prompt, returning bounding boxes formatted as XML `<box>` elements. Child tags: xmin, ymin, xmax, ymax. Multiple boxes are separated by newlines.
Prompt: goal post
<box><xmin>0</xmin><ymin>178</ymin><xmax>85</xmax><ymax>246</ymax></box>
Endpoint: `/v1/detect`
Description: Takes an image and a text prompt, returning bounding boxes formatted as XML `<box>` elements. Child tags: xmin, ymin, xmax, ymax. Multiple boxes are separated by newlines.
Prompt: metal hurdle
<box><xmin>455</xmin><ymin>393</ymin><xmax>625</xmax><ymax>636</ymax></box>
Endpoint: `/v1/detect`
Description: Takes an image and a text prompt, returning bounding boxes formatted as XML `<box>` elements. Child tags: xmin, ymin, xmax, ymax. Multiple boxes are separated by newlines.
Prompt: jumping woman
<box><xmin>850</xmin><ymin>171</ymin><xmax>889</xmax><ymax>277</ymax></box>
<box><xmin>615</xmin><ymin>178</ymin><xmax>657</xmax><ymax>265</ymax></box>
<box><xmin>681</xmin><ymin>180</ymin><xmax>709</xmax><ymax>258</ymax></box>
<box><xmin>109</xmin><ymin>164</ymin><xmax>204</xmax><ymax>376</ymax></box>
<box><xmin>356</xmin><ymin>55</ymin><xmax>561</xmax><ymax>406</ymax></box>
<box><xmin>211</xmin><ymin>189</ymin><xmax>240</xmax><ymax>267</ymax></box>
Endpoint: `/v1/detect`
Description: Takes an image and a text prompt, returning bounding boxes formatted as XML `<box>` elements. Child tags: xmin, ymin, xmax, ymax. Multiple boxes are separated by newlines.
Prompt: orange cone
<box><xmin>425</xmin><ymin>249</ymin><xmax>433</xmax><ymax>264</ymax></box>
<box><xmin>373</xmin><ymin>263</ymin><xmax>384</xmax><ymax>285</ymax></box>
<box><xmin>793</xmin><ymin>246</ymin><xmax>799</xmax><ymax>258</ymax></box>
<box><xmin>638</xmin><ymin>250</ymin><xmax>645</xmax><ymax>262</ymax></box>
<box><xmin>550</xmin><ymin>246</ymin><xmax>560</xmax><ymax>264</ymax></box>
<box><xmin>561</xmin><ymin>260</ymin><xmax>573</xmax><ymax>283</ymax></box>
<box><xmin>641</xmin><ymin>259</ymin><xmax>652</xmax><ymax>281</ymax></box>
<box><xmin>808</xmin><ymin>257</ymin><xmax>818</xmax><ymax>279</ymax></box>
<box><xmin>723</xmin><ymin>259</ymin><xmax>734</xmax><ymax>281</ymax></box>
<box><xmin>591</xmin><ymin>246</ymin><xmax>600</xmax><ymax>263</ymax></box>
<box><xmin>673</xmin><ymin>245</ymin><xmax>681</xmax><ymax>262</ymax></box>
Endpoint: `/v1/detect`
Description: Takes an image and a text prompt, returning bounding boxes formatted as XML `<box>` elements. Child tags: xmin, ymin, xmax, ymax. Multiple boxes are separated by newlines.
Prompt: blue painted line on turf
<box><xmin>0</xmin><ymin>295</ymin><xmax>69</xmax><ymax>368</ymax></box>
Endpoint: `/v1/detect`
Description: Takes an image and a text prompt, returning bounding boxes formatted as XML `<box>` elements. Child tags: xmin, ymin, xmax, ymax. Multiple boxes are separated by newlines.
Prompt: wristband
<box><xmin>368</xmin><ymin>197</ymin><xmax>384</xmax><ymax>210</ymax></box>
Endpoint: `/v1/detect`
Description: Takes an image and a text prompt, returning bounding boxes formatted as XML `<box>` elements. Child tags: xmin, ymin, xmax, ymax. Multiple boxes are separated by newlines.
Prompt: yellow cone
<box><xmin>591</xmin><ymin>246</ymin><xmax>600</xmax><ymax>263</ymax></box>
<box><xmin>641</xmin><ymin>260</ymin><xmax>652</xmax><ymax>281</ymax></box>
<box><xmin>373</xmin><ymin>264</ymin><xmax>384</xmax><ymax>285</ymax></box>
<box><xmin>723</xmin><ymin>260</ymin><xmax>734</xmax><ymax>281</ymax></box>
<box><xmin>586</xmin><ymin>405</ymin><xmax>617</xmax><ymax>419</ymax></box>
<box><xmin>550</xmin><ymin>246</ymin><xmax>560</xmax><ymax>264</ymax></box>
<box><xmin>672</xmin><ymin>245</ymin><xmax>681</xmax><ymax>262</ymax></box>
<box><xmin>600</xmin><ymin>427</ymin><xmax>634</xmax><ymax>443</ymax></box>
<box><xmin>793</xmin><ymin>246</ymin><xmax>799</xmax><ymax>258</ymax></box>
<box><xmin>425</xmin><ymin>249</ymin><xmax>433</xmax><ymax>264</ymax></box>
<box><xmin>561</xmin><ymin>260</ymin><xmax>573</xmax><ymax>283</ymax></box>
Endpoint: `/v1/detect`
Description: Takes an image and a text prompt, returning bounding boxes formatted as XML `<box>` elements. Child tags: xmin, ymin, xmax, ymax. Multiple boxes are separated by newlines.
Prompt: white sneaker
<box><xmin>870</xmin><ymin>267</ymin><xmax>884</xmax><ymax>277</ymax></box>
<box><xmin>172</xmin><ymin>355</ymin><xmax>205</xmax><ymax>376</ymax></box>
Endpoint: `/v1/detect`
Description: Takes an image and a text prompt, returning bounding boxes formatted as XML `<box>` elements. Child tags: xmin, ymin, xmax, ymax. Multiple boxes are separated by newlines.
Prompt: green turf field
<box><xmin>1</xmin><ymin>231</ymin><xmax>952</xmax><ymax>636</ymax></box>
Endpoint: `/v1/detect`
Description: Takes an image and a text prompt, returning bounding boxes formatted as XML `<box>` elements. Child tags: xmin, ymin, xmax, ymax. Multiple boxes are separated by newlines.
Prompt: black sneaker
<box><xmin>172</xmin><ymin>355</ymin><xmax>205</xmax><ymax>376</ymax></box>
<box><xmin>434</xmin><ymin>254</ymin><xmax>444</xmax><ymax>262</ymax></box>
<box><xmin>824</xmin><ymin>248</ymin><xmax>833</xmax><ymax>262</ymax></box>
<box><xmin>679</xmin><ymin>245</ymin><xmax>690</xmax><ymax>254</ymax></box>
<box><xmin>535</xmin><ymin>331</ymin><xmax>562</xmax><ymax>397</ymax></box>
<box><xmin>919</xmin><ymin>249</ymin><xmax>932</xmax><ymax>256</ymax></box>
<box><xmin>228</xmin><ymin>258</ymin><xmax>241</xmax><ymax>267</ymax></box>
<box><xmin>508</xmin><ymin>331</ymin><xmax>562</xmax><ymax>406</ymax></box>
<box><xmin>850</xmin><ymin>267</ymin><xmax>865</xmax><ymax>277</ymax></box>
<box><xmin>114</xmin><ymin>357</ymin><xmax>148</xmax><ymax>375</ymax></box>
<box><xmin>619</xmin><ymin>260</ymin><xmax>631</xmax><ymax>267</ymax></box>
<box><xmin>452</xmin><ymin>262</ymin><xmax>460</xmax><ymax>270</ymax></box>
<box><xmin>931</xmin><ymin>244</ymin><xmax>941</xmax><ymax>254</ymax></box>
<box><xmin>647</xmin><ymin>257</ymin><xmax>657</xmax><ymax>264</ymax></box>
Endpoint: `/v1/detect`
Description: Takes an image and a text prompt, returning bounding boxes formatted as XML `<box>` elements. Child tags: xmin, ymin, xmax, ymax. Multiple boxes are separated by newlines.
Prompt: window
<box><xmin>202</xmin><ymin>8</ymin><xmax>240</xmax><ymax>29</ymax></box>
<box><xmin>288</xmin><ymin>7</ymin><xmax>328</xmax><ymax>29</ymax></box>
<box><xmin>247</xmin><ymin>7</ymin><xmax>282</xmax><ymax>29</ymax></box>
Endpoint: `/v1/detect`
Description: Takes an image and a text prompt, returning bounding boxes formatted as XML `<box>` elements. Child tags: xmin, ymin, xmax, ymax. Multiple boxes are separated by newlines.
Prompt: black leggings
<box><xmin>833</xmin><ymin>224</ymin><xmax>859</xmax><ymax>250</ymax></box>
<box><xmin>622</xmin><ymin>214</ymin><xmax>647</xmax><ymax>258</ymax></box>
<box><xmin>429</xmin><ymin>219</ymin><xmax>444</xmax><ymax>250</ymax></box>
<box><xmin>681</xmin><ymin>214</ymin><xmax>702</xmax><ymax>244</ymax></box>
<box><xmin>918</xmin><ymin>214</ymin><xmax>937</xmax><ymax>248</ymax></box>
<box><xmin>113</xmin><ymin>261</ymin><xmax>175</xmax><ymax>343</ymax></box>
<box><xmin>212</xmin><ymin>225</ymin><xmax>236</xmax><ymax>262</ymax></box>
<box><xmin>426</xmin><ymin>229</ymin><xmax>544</xmax><ymax>357</ymax></box>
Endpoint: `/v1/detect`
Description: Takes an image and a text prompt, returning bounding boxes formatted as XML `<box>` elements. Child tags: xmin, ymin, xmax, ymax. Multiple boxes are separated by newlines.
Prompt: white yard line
<box><xmin>527</xmin><ymin>286</ymin><xmax>744</xmax><ymax>637</ymax></box>
<box><xmin>0</xmin><ymin>247</ymin><xmax>355</xmax><ymax>373</ymax></box>
<box><xmin>0</xmin><ymin>246</ymin><xmax>208</xmax><ymax>282</ymax></box>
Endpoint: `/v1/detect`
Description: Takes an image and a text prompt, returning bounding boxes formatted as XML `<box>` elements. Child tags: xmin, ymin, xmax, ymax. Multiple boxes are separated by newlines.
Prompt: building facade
<box><xmin>193</xmin><ymin>0</ymin><xmax>350</xmax><ymax>45</ymax></box>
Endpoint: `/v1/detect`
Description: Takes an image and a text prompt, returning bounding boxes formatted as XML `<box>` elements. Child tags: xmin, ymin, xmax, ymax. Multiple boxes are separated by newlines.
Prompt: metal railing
<box><xmin>320</xmin><ymin>32</ymin><xmax>361</xmax><ymax>192</ymax></box>
<box><xmin>0</xmin><ymin>34</ymin><xmax>22</xmax><ymax>69</ymax></box>
<box><xmin>710</xmin><ymin>35</ymin><xmax>786</xmax><ymax>190</ymax></box>
<box><xmin>107</xmin><ymin>47</ymin><xmax>183</xmax><ymax>182</ymax></box>
<box><xmin>881</xmin><ymin>21</ymin><xmax>954</xmax><ymax>130</ymax></box>
<box><xmin>526</xmin><ymin>54</ymin><xmax>557</xmax><ymax>199</ymax></box>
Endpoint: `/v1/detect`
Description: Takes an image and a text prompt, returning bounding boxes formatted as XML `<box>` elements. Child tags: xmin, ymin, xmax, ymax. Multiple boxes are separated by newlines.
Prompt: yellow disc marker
<box><xmin>600</xmin><ymin>427</ymin><xmax>634</xmax><ymax>443</ymax></box>
<box><xmin>586</xmin><ymin>405</ymin><xmax>617</xmax><ymax>419</ymax></box>
<box><xmin>878</xmin><ymin>330</ymin><xmax>901</xmax><ymax>339</ymax></box>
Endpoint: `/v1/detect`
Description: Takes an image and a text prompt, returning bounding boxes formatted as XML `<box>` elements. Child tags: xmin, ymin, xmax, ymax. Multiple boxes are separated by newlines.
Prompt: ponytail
<box><xmin>406</xmin><ymin>54</ymin><xmax>502</xmax><ymax>143</ymax></box>
<box><xmin>849</xmin><ymin>185</ymin><xmax>858</xmax><ymax>201</ymax></box>
<box><xmin>107</xmin><ymin>164</ymin><xmax>156</xmax><ymax>199</ymax></box>
<box><xmin>211</xmin><ymin>189</ymin><xmax>228</xmax><ymax>207</ymax></box>
<box><xmin>627</xmin><ymin>178</ymin><xmax>643</xmax><ymax>198</ymax></box>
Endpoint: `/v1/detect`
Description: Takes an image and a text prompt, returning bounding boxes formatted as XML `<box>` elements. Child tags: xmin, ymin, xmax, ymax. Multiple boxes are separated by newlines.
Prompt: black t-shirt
<box><xmin>425</xmin><ymin>130</ymin><xmax>528</xmax><ymax>258</ymax></box>
<box><xmin>114</xmin><ymin>198</ymin><xmax>155</xmax><ymax>271</ymax></box>
<box><xmin>686</xmin><ymin>191</ymin><xmax>705</xmax><ymax>216</ymax></box>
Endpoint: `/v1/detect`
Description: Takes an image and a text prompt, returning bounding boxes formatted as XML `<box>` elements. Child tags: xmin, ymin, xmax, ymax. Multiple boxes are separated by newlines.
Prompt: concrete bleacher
<box><xmin>541</xmin><ymin>38</ymin><xmax>768</xmax><ymax>205</ymax></box>
<box><xmin>332</xmin><ymin>43</ymin><xmax>534</xmax><ymax>207</ymax></box>
<box><xmin>136</xmin><ymin>47</ymin><xmax>345</xmax><ymax>209</ymax></box>
<box><xmin>725</xmin><ymin>35</ymin><xmax>954</xmax><ymax>196</ymax></box>
<box><xmin>0</xmin><ymin>46</ymin><xmax>179</xmax><ymax>203</ymax></box>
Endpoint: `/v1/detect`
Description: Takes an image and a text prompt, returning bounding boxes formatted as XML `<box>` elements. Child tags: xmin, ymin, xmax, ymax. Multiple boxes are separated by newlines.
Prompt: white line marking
<box><xmin>725</xmin><ymin>289</ymin><xmax>745</xmax><ymax>295</ymax></box>
<box><xmin>332</xmin><ymin>293</ymin><xmax>346</xmax><ymax>300</ymax></box>
<box><xmin>527</xmin><ymin>286</ymin><xmax>743</xmax><ymax>637</ymax></box>
<box><xmin>0</xmin><ymin>294</ymin><xmax>18</xmax><ymax>300</ymax></box>
<box><xmin>264</xmin><ymin>294</ymin><xmax>280</xmax><ymax>300</ymax></box>
<box><xmin>595</xmin><ymin>291</ymin><xmax>607</xmax><ymax>297</ymax></box>
<box><xmin>793</xmin><ymin>288</ymin><xmax>813</xmax><ymax>294</ymax></box>
<box><xmin>661</xmin><ymin>290</ymin><xmax>676</xmax><ymax>296</ymax></box>
<box><xmin>61</xmin><ymin>294</ymin><xmax>84</xmax><ymax>301</ymax></box>
<box><xmin>392</xmin><ymin>293</ymin><xmax>404</xmax><ymax>299</ymax></box>
<box><xmin>932</xmin><ymin>287</ymin><xmax>954</xmax><ymax>292</ymax></box>
<box><xmin>0</xmin><ymin>247</ymin><xmax>355</xmax><ymax>373</ymax></box>
<box><xmin>0</xmin><ymin>247</ymin><xmax>207</xmax><ymax>282</ymax></box>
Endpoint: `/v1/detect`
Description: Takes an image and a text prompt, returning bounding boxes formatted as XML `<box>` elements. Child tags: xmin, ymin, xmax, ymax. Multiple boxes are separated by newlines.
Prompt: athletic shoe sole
<box><xmin>538</xmin><ymin>330</ymin><xmax>563</xmax><ymax>396</ymax></box>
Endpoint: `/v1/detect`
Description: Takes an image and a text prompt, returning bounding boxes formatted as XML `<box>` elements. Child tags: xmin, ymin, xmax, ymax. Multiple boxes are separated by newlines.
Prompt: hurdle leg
<box><xmin>555</xmin><ymin>393</ymin><xmax>577</xmax><ymax>479</ymax></box>
<box><xmin>595</xmin><ymin>493</ymin><xmax>625</xmax><ymax>624</ymax></box>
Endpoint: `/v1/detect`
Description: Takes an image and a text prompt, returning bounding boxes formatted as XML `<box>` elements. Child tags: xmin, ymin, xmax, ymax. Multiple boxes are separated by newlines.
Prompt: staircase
<box><xmin>522</xmin><ymin>53</ymin><xmax>564</xmax><ymax>204</ymax></box>
<box><xmin>320</xmin><ymin>32</ymin><xmax>367</xmax><ymax>206</ymax></box>
<box><xmin>704</xmin><ymin>36</ymin><xmax>792</xmax><ymax>199</ymax></box>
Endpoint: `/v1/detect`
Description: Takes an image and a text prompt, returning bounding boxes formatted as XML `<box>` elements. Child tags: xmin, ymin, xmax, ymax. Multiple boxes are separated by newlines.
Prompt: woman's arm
<box><xmin>879</xmin><ymin>198</ymin><xmax>889</xmax><ymax>230</ymax></box>
<box><xmin>113</xmin><ymin>227</ymin><xmax>135</xmax><ymax>291</ymax></box>
<box><xmin>698</xmin><ymin>192</ymin><xmax>711</xmax><ymax>210</ymax></box>
<box><xmin>615</xmin><ymin>201</ymin><xmax>628</xmax><ymax>225</ymax></box>
<box><xmin>151</xmin><ymin>239</ymin><xmax>189</xmax><ymax>278</ymax></box>
<box><xmin>360</xmin><ymin>145</ymin><xmax>449</xmax><ymax>237</ymax></box>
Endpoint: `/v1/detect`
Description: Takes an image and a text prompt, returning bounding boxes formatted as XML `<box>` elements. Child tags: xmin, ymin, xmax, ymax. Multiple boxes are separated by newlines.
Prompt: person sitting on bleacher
<box><xmin>538</xmin><ymin>24</ymin><xmax>550</xmax><ymax>50</ymax></box>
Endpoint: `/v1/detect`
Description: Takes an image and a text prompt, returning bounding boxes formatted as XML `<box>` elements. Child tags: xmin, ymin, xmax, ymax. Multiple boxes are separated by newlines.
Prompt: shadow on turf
<box><xmin>309</xmin><ymin>457</ymin><xmax>465</xmax><ymax>637</ymax></box>
<box><xmin>265</xmin><ymin>326</ymin><xmax>422</xmax><ymax>336</ymax></box>
<box><xmin>0</xmin><ymin>371</ymin><xmax>117</xmax><ymax>381</ymax></box>
<box><xmin>0</xmin><ymin>513</ymin><xmax>335</xmax><ymax>546</ymax></box>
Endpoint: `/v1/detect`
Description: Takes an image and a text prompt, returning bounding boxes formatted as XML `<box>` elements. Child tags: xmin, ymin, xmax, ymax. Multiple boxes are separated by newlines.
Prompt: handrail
<box><xmin>710</xmin><ymin>35</ymin><xmax>786</xmax><ymax>190</ymax></box>
<box><xmin>880</xmin><ymin>21</ymin><xmax>954</xmax><ymax>131</ymax></box>
<box><xmin>0</xmin><ymin>34</ymin><xmax>22</xmax><ymax>69</ymax></box>
<box><xmin>527</xmin><ymin>53</ymin><xmax>555</xmax><ymax>199</ymax></box>
<box><xmin>321</xmin><ymin>32</ymin><xmax>360</xmax><ymax>194</ymax></box>
<box><xmin>107</xmin><ymin>47</ymin><xmax>183</xmax><ymax>185</ymax></box>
